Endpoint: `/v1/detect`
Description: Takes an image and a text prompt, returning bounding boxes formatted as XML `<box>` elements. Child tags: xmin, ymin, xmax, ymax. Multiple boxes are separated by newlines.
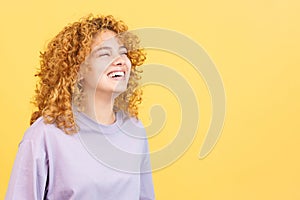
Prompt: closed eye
<box><xmin>120</xmin><ymin>51</ymin><xmax>128</xmax><ymax>55</ymax></box>
<box><xmin>97</xmin><ymin>50</ymin><xmax>111</xmax><ymax>57</ymax></box>
<box><xmin>119</xmin><ymin>46</ymin><xmax>128</xmax><ymax>55</ymax></box>
<box><xmin>98</xmin><ymin>53</ymin><xmax>110</xmax><ymax>57</ymax></box>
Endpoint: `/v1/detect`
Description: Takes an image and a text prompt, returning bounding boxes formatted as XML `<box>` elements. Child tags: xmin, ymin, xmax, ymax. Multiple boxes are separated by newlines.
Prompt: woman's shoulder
<box><xmin>22</xmin><ymin>117</ymin><xmax>65</xmax><ymax>142</ymax></box>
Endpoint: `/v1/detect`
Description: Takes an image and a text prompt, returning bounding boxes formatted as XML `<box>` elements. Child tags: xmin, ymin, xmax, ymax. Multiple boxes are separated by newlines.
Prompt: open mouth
<box><xmin>107</xmin><ymin>71</ymin><xmax>126</xmax><ymax>79</ymax></box>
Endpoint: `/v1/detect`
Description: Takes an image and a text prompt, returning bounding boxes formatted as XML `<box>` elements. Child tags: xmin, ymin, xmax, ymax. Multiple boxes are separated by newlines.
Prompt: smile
<box><xmin>107</xmin><ymin>71</ymin><xmax>125</xmax><ymax>79</ymax></box>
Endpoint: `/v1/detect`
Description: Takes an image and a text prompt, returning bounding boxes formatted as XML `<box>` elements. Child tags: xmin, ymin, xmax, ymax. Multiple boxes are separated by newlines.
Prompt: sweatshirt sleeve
<box><xmin>139</xmin><ymin>137</ymin><xmax>155</xmax><ymax>200</ymax></box>
<box><xmin>5</xmin><ymin>132</ymin><xmax>49</xmax><ymax>200</ymax></box>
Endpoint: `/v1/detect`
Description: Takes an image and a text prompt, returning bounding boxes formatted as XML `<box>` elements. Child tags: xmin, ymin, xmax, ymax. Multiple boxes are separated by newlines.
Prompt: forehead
<box><xmin>91</xmin><ymin>30</ymin><xmax>121</xmax><ymax>49</ymax></box>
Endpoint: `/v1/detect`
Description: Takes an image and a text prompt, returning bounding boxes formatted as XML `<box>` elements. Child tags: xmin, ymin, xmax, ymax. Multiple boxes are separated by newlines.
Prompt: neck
<box><xmin>83</xmin><ymin>89</ymin><xmax>116</xmax><ymax>125</ymax></box>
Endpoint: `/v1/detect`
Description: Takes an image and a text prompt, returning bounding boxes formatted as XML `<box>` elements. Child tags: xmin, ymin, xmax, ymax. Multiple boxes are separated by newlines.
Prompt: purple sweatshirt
<box><xmin>5</xmin><ymin>110</ymin><xmax>155</xmax><ymax>200</ymax></box>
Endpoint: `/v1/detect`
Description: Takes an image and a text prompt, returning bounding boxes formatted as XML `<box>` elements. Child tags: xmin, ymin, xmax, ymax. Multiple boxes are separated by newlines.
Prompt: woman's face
<box><xmin>81</xmin><ymin>30</ymin><xmax>132</xmax><ymax>95</ymax></box>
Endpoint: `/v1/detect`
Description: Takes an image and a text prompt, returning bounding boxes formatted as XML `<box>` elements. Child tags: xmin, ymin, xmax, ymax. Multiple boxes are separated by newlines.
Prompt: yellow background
<box><xmin>1</xmin><ymin>0</ymin><xmax>300</xmax><ymax>199</ymax></box>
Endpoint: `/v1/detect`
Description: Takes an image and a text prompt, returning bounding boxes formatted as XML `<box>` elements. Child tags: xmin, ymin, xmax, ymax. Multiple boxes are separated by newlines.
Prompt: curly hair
<box><xmin>30</xmin><ymin>14</ymin><xmax>146</xmax><ymax>134</ymax></box>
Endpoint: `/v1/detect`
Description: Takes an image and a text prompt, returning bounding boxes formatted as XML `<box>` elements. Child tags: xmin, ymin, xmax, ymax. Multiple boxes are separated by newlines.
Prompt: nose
<box><xmin>112</xmin><ymin>56</ymin><xmax>125</xmax><ymax>66</ymax></box>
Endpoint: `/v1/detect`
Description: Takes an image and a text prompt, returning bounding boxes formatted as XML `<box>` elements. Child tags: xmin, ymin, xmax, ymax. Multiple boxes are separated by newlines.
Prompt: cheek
<box><xmin>83</xmin><ymin>66</ymin><xmax>108</xmax><ymax>89</ymax></box>
<box><xmin>90</xmin><ymin>60</ymin><xmax>111</xmax><ymax>78</ymax></box>
<box><xmin>126</xmin><ymin>58</ymin><xmax>132</xmax><ymax>71</ymax></box>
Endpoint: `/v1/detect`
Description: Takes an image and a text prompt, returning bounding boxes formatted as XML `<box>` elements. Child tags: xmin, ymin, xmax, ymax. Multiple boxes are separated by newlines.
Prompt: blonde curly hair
<box><xmin>30</xmin><ymin>14</ymin><xmax>146</xmax><ymax>134</ymax></box>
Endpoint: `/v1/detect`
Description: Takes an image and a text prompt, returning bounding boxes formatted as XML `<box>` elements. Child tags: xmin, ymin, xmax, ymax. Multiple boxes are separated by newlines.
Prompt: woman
<box><xmin>6</xmin><ymin>14</ymin><xmax>155</xmax><ymax>200</ymax></box>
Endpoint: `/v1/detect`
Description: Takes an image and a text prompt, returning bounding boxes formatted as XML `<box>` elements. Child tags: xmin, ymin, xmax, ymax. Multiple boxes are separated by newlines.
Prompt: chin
<box><xmin>111</xmin><ymin>85</ymin><xmax>127</xmax><ymax>94</ymax></box>
<box><xmin>113</xmin><ymin>82</ymin><xmax>129</xmax><ymax>91</ymax></box>
<box><xmin>113</xmin><ymin>88</ymin><xmax>127</xmax><ymax>94</ymax></box>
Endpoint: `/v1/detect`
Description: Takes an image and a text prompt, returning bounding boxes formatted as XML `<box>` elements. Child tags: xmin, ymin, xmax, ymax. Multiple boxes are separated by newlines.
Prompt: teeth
<box><xmin>108</xmin><ymin>71</ymin><xmax>125</xmax><ymax>78</ymax></box>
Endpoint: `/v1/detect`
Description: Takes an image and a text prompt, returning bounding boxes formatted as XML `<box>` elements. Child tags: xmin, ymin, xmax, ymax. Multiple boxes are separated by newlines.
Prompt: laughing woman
<box><xmin>6</xmin><ymin>15</ymin><xmax>155</xmax><ymax>200</ymax></box>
